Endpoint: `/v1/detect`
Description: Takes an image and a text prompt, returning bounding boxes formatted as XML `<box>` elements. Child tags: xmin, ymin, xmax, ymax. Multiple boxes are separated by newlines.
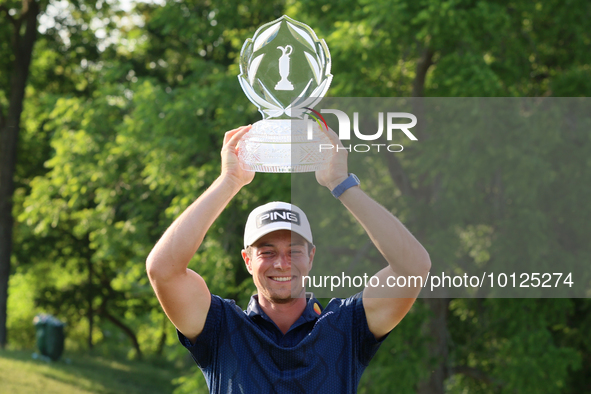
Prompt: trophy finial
<box><xmin>238</xmin><ymin>15</ymin><xmax>332</xmax><ymax>120</ymax></box>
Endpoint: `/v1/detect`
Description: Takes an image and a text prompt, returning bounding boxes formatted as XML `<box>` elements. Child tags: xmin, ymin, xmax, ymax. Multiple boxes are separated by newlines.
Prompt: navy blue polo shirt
<box><xmin>177</xmin><ymin>292</ymin><xmax>388</xmax><ymax>393</ymax></box>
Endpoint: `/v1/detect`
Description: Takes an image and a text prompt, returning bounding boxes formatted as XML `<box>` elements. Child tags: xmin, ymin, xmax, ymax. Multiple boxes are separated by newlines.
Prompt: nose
<box><xmin>273</xmin><ymin>252</ymin><xmax>291</xmax><ymax>271</ymax></box>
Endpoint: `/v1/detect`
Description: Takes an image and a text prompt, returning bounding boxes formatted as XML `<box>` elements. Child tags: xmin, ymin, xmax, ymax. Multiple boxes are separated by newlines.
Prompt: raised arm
<box><xmin>315</xmin><ymin>128</ymin><xmax>431</xmax><ymax>339</ymax></box>
<box><xmin>146</xmin><ymin>125</ymin><xmax>254</xmax><ymax>342</ymax></box>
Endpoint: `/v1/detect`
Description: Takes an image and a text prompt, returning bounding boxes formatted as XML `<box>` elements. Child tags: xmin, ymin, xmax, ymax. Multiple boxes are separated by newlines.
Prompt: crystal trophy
<box><xmin>237</xmin><ymin>15</ymin><xmax>333</xmax><ymax>172</ymax></box>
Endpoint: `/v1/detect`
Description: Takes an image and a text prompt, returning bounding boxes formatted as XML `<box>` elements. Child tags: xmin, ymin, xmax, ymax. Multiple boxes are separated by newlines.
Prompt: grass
<box><xmin>0</xmin><ymin>348</ymin><xmax>181</xmax><ymax>394</ymax></box>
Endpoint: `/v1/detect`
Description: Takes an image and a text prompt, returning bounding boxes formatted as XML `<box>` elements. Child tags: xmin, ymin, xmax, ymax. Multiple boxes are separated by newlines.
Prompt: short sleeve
<box><xmin>177</xmin><ymin>293</ymin><xmax>223</xmax><ymax>369</ymax></box>
<box><xmin>350</xmin><ymin>292</ymin><xmax>390</xmax><ymax>366</ymax></box>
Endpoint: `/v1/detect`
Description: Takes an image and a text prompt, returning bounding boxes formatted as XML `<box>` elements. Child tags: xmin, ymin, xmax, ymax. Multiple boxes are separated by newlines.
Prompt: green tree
<box><xmin>1</xmin><ymin>0</ymin><xmax>115</xmax><ymax>349</ymax></box>
<box><xmin>0</xmin><ymin>0</ymin><xmax>41</xmax><ymax>349</ymax></box>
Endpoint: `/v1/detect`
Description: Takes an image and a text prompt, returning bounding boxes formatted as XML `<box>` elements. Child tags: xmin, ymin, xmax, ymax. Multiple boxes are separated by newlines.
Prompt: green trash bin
<box><xmin>33</xmin><ymin>314</ymin><xmax>65</xmax><ymax>361</ymax></box>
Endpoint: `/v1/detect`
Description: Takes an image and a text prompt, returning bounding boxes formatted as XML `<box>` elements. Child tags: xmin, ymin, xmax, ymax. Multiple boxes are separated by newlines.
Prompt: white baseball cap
<box><xmin>243</xmin><ymin>202</ymin><xmax>313</xmax><ymax>248</ymax></box>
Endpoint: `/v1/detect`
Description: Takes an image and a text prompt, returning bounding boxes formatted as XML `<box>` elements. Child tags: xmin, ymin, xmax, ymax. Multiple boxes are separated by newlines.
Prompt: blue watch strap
<box><xmin>331</xmin><ymin>173</ymin><xmax>360</xmax><ymax>198</ymax></box>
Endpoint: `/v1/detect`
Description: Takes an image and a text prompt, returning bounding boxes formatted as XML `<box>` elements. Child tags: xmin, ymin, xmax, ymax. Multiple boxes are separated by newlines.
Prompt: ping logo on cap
<box><xmin>256</xmin><ymin>209</ymin><xmax>301</xmax><ymax>228</ymax></box>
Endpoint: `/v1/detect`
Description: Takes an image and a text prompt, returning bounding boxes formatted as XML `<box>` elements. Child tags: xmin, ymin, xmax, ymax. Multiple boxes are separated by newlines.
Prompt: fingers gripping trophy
<box><xmin>237</xmin><ymin>16</ymin><xmax>334</xmax><ymax>173</ymax></box>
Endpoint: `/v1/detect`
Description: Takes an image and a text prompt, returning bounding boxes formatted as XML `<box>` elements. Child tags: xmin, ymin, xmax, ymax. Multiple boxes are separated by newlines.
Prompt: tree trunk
<box><xmin>388</xmin><ymin>46</ymin><xmax>448</xmax><ymax>392</ymax></box>
<box><xmin>101</xmin><ymin>309</ymin><xmax>143</xmax><ymax>359</ymax></box>
<box><xmin>412</xmin><ymin>48</ymin><xmax>434</xmax><ymax>98</ymax></box>
<box><xmin>87</xmin><ymin>256</ymin><xmax>94</xmax><ymax>349</ymax></box>
<box><xmin>0</xmin><ymin>0</ymin><xmax>40</xmax><ymax>349</ymax></box>
<box><xmin>156</xmin><ymin>313</ymin><xmax>167</xmax><ymax>356</ymax></box>
<box><xmin>417</xmin><ymin>298</ymin><xmax>451</xmax><ymax>394</ymax></box>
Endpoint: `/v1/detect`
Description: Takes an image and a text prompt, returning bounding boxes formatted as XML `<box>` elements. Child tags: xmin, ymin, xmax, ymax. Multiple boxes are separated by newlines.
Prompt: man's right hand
<box><xmin>221</xmin><ymin>125</ymin><xmax>255</xmax><ymax>188</ymax></box>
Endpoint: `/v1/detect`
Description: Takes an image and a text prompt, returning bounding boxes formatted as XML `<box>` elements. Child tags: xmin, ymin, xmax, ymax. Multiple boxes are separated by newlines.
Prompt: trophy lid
<box><xmin>238</xmin><ymin>15</ymin><xmax>333</xmax><ymax>119</ymax></box>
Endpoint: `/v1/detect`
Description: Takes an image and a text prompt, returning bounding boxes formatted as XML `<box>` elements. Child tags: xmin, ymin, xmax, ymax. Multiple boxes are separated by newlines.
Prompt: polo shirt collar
<box><xmin>246</xmin><ymin>293</ymin><xmax>323</xmax><ymax>325</ymax></box>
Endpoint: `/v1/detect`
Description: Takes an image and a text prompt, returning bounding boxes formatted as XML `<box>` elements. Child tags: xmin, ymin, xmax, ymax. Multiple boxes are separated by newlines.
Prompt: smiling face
<box><xmin>242</xmin><ymin>230</ymin><xmax>315</xmax><ymax>304</ymax></box>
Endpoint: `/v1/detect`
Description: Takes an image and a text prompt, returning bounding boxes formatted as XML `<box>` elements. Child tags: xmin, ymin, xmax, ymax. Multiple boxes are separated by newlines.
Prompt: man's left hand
<box><xmin>315</xmin><ymin>126</ymin><xmax>349</xmax><ymax>191</ymax></box>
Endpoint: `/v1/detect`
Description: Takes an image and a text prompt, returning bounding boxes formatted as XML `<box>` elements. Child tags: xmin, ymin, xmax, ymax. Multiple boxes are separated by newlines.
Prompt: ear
<box><xmin>242</xmin><ymin>249</ymin><xmax>253</xmax><ymax>275</ymax></box>
<box><xmin>307</xmin><ymin>245</ymin><xmax>316</xmax><ymax>271</ymax></box>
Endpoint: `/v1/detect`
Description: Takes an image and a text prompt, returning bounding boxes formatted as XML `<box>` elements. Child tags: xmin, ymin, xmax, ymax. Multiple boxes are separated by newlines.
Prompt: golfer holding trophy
<box><xmin>147</xmin><ymin>16</ymin><xmax>430</xmax><ymax>393</ymax></box>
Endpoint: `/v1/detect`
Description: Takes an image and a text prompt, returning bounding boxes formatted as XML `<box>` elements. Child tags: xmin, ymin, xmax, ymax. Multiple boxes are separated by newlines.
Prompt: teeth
<box><xmin>272</xmin><ymin>277</ymin><xmax>291</xmax><ymax>282</ymax></box>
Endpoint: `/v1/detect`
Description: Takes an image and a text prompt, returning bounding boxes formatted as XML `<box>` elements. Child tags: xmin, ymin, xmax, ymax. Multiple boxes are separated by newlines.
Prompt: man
<box><xmin>146</xmin><ymin>125</ymin><xmax>431</xmax><ymax>393</ymax></box>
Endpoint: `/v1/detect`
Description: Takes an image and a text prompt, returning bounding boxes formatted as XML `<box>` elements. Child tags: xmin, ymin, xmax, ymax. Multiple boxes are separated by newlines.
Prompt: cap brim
<box><xmin>244</xmin><ymin>222</ymin><xmax>313</xmax><ymax>248</ymax></box>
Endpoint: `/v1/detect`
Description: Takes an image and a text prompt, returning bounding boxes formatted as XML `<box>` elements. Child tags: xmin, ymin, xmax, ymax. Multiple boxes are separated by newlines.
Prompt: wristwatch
<box><xmin>331</xmin><ymin>173</ymin><xmax>360</xmax><ymax>198</ymax></box>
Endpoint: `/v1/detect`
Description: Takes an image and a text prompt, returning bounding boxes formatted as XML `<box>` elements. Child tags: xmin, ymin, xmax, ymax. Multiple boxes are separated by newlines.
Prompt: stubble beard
<box><xmin>268</xmin><ymin>294</ymin><xmax>294</xmax><ymax>304</ymax></box>
<box><xmin>262</xmin><ymin>282</ymin><xmax>306</xmax><ymax>305</ymax></box>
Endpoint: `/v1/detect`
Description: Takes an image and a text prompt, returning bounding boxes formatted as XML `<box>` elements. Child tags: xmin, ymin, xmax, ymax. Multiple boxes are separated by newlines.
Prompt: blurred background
<box><xmin>0</xmin><ymin>0</ymin><xmax>590</xmax><ymax>393</ymax></box>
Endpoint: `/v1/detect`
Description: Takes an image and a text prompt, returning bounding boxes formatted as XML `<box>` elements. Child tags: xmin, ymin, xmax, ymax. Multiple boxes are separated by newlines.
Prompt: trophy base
<box><xmin>238</xmin><ymin>119</ymin><xmax>332</xmax><ymax>173</ymax></box>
